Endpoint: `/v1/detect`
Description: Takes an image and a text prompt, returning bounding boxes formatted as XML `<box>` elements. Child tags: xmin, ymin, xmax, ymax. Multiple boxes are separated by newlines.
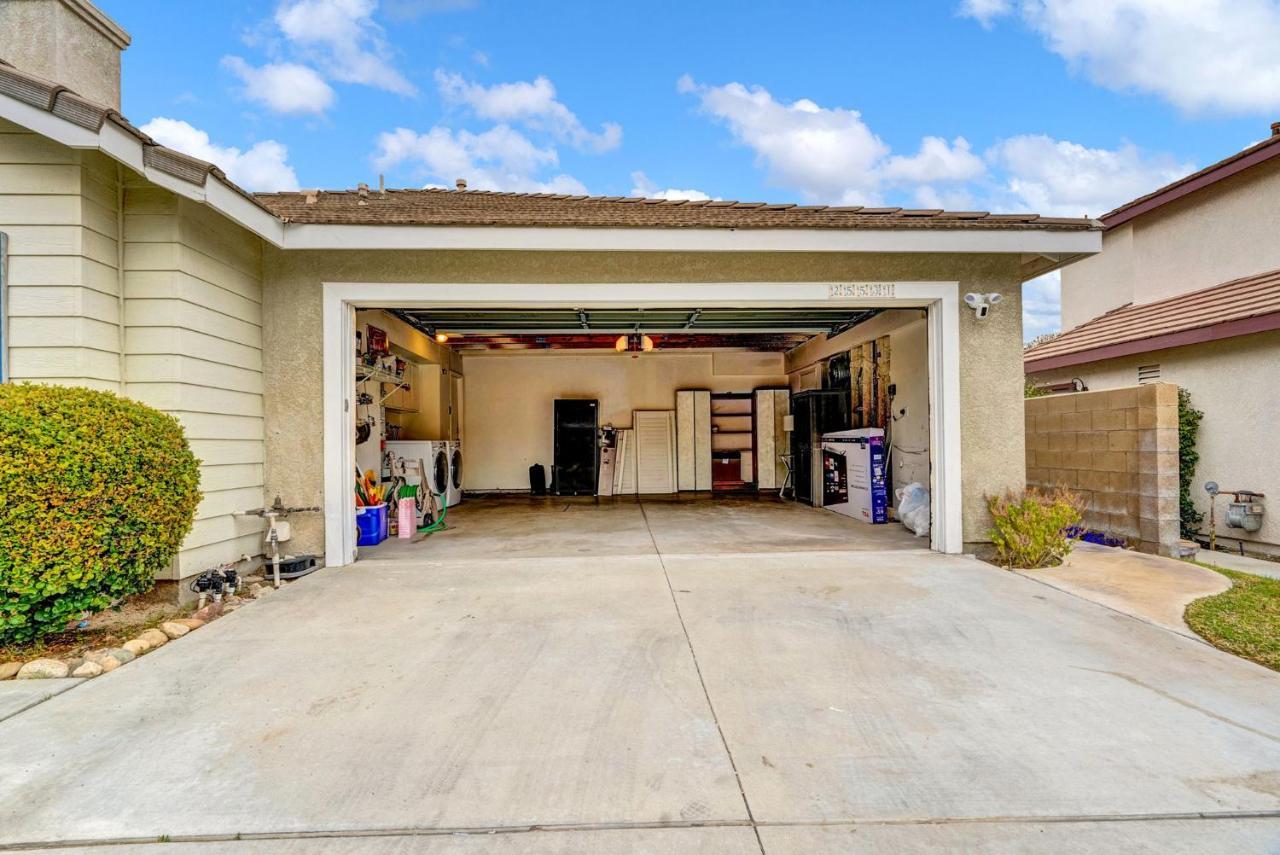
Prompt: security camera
<box><xmin>964</xmin><ymin>292</ymin><xmax>1004</xmax><ymax>320</ymax></box>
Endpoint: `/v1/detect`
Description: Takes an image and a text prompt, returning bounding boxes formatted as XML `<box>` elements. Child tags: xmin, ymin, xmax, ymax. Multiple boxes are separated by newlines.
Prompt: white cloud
<box><xmin>678</xmin><ymin>75</ymin><xmax>889</xmax><ymax>205</ymax></box>
<box><xmin>1023</xmin><ymin>269</ymin><xmax>1063</xmax><ymax>342</ymax></box>
<box><xmin>275</xmin><ymin>0</ymin><xmax>416</xmax><ymax>96</ymax></box>
<box><xmin>958</xmin><ymin>0</ymin><xmax>1012</xmax><ymax>27</ymax></box>
<box><xmin>883</xmin><ymin>136</ymin><xmax>985</xmax><ymax>185</ymax></box>
<box><xmin>140</xmin><ymin>118</ymin><xmax>300</xmax><ymax>191</ymax></box>
<box><xmin>678</xmin><ymin>76</ymin><xmax>986</xmax><ymax>206</ymax></box>
<box><xmin>986</xmin><ymin>134</ymin><xmax>1191</xmax><ymax>217</ymax></box>
<box><xmin>222</xmin><ymin>57</ymin><xmax>335</xmax><ymax>115</ymax></box>
<box><xmin>372</xmin><ymin>125</ymin><xmax>587</xmax><ymax>194</ymax></box>
<box><xmin>629</xmin><ymin>171</ymin><xmax>715</xmax><ymax>201</ymax></box>
<box><xmin>435</xmin><ymin>71</ymin><xmax>621</xmax><ymax>153</ymax></box>
<box><xmin>960</xmin><ymin>0</ymin><xmax>1280</xmax><ymax>114</ymax></box>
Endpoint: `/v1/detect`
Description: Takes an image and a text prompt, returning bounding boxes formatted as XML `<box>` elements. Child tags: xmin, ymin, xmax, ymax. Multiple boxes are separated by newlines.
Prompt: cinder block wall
<box><xmin>1025</xmin><ymin>383</ymin><xmax>1179</xmax><ymax>555</ymax></box>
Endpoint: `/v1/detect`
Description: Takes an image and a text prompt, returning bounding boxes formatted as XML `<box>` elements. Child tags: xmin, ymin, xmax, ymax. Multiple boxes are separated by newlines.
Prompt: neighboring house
<box><xmin>1026</xmin><ymin>126</ymin><xmax>1280</xmax><ymax>557</ymax></box>
<box><xmin>0</xmin><ymin>0</ymin><xmax>1100</xmax><ymax>590</ymax></box>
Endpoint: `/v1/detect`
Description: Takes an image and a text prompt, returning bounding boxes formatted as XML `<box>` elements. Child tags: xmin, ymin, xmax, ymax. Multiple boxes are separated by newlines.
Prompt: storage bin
<box><xmin>356</xmin><ymin>503</ymin><xmax>388</xmax><ymax>546</ymax></box>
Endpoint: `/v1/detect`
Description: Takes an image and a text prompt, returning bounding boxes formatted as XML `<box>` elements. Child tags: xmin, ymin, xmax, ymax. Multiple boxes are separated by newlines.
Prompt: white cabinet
<box><xmin>676</xmin><ymin>390</ymin><xmax>712</xmax><ymax>491</ymax></box>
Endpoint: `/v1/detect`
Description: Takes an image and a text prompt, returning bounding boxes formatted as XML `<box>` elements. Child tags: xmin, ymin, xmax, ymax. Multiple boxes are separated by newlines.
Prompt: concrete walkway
<box><xmin>2</xmin><ymin>499</ymin><xmax>1280</xmax><ymax>853</ymax></box>
<box><xmin>1018</xmin><ymin>542</ymin><xmax>1231</xmax><ymax>636</ymax></box>
<box><xmin>1196</xmin><ymin>548</ymin><xmax>1280</xmax><ymax>580</ymax></box>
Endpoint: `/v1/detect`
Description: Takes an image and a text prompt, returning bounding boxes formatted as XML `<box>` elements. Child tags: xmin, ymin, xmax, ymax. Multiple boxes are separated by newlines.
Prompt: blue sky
<box><xmin>95</xmin><ymin>0</ymin><xmax>1280</xmax><ymax>339</ymax></box>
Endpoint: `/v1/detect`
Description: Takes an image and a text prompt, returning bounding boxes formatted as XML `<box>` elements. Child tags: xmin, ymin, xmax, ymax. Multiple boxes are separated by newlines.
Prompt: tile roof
<box><xmin>254</xmin><ymin>188</ymin><xmax>1098</xmax><ymax>231</ymax></box>
<box><xmin>0</xmin><ymin>59</ymin><xmax>275</xmax><ymax>215</ymax></box>
<box><xmin>1024</xmin><ymin>267</ymin><xmax>1280</xmax><ymax>371</ymax></box>
<box><xmin>1101</xmin><ymin>125</ymin><xmax>1280</xmax><ymax>228</ymax></box>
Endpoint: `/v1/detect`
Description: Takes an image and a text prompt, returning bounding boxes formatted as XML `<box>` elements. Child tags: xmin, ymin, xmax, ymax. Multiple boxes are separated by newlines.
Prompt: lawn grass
<box><xmin>1184</xmin><ymin>564</ymin><xmax>1280</xmax><ymax>672</ymax></box>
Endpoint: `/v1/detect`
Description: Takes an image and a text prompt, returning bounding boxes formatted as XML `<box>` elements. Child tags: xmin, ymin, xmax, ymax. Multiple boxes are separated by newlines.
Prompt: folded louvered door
<box><xmin>634</xmin><ymin>410</ymin><xmax>676</xmax><ymax>494</ymax></box>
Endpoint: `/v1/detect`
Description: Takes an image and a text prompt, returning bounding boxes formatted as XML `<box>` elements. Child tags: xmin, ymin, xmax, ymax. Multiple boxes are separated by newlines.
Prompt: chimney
<box><xmin>1272</xmin><ymin>121</ymin><xmax>1280</xmax><ymax>138</ymax></box>
<box><xmin>456</xmin><ymin>178</ymin><xmax>468</xmax><ymax>191</ymax></box>
<box><xmin>0</xmin><ymin>0</ymin><xmax>131</xmax><ymax>109</ymax></box>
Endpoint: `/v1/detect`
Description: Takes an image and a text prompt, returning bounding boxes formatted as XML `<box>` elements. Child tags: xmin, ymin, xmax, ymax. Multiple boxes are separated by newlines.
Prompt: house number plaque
<box><xmin>827</xmin><ymin>282</ymin><xmax>896</xmax><ymax>299</ymax></box>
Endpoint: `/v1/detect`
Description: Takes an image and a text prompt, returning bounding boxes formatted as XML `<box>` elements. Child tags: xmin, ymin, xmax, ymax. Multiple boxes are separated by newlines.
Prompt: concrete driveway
<box><xmin>2</xmin><ymin>498</ymin><xmax>1280</xmax><ymax>853</ymax></box>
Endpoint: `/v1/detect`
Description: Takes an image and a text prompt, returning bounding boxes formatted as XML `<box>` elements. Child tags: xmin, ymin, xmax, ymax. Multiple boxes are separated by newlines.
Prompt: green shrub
<box><xmin>0</xmin><ymin>385</ymin><xmax>201</xmax><ymax>643</ymax></box>
<box><xmin>987</xmin><ymin>487</ymin><xmax>1084</xmax><ymax>569</ymax></box>
<box><xmin>1177</xmin><ymin>388</ymin><xmax>1204</xmax><ymax>539</ymax></box>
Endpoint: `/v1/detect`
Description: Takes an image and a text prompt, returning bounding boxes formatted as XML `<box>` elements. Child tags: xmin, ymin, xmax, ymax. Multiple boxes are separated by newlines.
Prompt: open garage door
<box><xmin>323</xmin><ymin>281</ymin><xmax>961</xmax><ymax>565</ymax></box>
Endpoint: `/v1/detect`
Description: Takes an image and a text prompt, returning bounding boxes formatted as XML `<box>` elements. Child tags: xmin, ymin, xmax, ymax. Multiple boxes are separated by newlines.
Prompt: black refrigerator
<box><xmin>791</xmin><ymin>390</ymin><xmax>851</xmax><ymax>506</ymax></box>
<box><xmin>553</xmin><ymin>399</ymin><xmax>599</xmax><ymax>496</ymax></box>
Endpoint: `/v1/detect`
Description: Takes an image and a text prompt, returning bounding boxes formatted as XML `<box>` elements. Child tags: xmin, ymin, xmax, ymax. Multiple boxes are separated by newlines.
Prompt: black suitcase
<box><xmin>529</xmin><ymin>463</ymin><xmax>547</xmax><ymax>495</ymax></box>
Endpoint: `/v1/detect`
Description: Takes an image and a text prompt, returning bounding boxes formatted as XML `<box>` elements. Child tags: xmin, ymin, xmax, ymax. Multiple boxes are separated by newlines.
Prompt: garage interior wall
<box><xmin>785</xmin><ymin>309</ymin><xmax>932</xmax><ymax>493</ymax></box>
<box><xmin>461</xmin><ymin>349</ymin><xmax>788</xmax><ymax>491</ymax></box>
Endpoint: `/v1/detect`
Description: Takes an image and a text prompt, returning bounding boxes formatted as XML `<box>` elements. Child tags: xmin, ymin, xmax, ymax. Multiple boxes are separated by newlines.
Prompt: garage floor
<box><xmin>2</xmin><ymin>501</ymin><xmax>1280</xmax><ymax>852</ymax></box>
<box><xmin>361</xmin><ymin>494</ymin><xmax>922</xmax><ymax>560</ymax></box>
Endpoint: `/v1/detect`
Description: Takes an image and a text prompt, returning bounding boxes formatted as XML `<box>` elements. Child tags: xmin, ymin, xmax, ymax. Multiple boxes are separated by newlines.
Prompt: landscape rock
<box><xmin>106</xmin><ymin>647</ymin><xmax>135</xmax><ymax>664</ymax></box>
<box><xmin>122</xmin><ymin>639</ymin><xmax>151</xmax><ymax>656</ymax></box>
<box><xmin>159</xmin><ymin>621</ymin><xmax>190</xmax><ymax>639</ymax></box>
<box><xmin>138</xmin><ymin>628</ymin><xmax>169</xmax><ymax>648</ymax></box>
<box><xmin>0</xmin><ymin>662</ymin><xmax>23</xmax><ymax>681</ymax></box>
<box><xmin>242</xmin><ymin>574</ymin><xmax>265</xmax><ymax>586</ymax></box>
<box><xmin>172</xmin><ymin>618</ymin><xmax>205</xmax><ymax>630</ymax></box>
<box><xmin>247</xmin><ymin>584</ymin><xmax>264</xmax><ymax>599</ymax></box>
<box><xmin>16</xmin><ymin>659</ymin><xmax>70</xmax><ymax>680</ymax></box>
<box><xmin>191</xmin><ymin>603</ymin><xmax>223</xmax><ymax>622</ymax></box>
<box><xmin>84</xmin><ymin>650</ymin><xmax>123</xmax><ymax>673</ymax></box>
<box><xmin>255</xmin><ymin>584</ymin><xmax>275</xmax><ymax>596</ymax></box>
<box><xmin>62</xmin><ymin>657</ymin><xmax>84</xmax><ymax>673</ymax></box>
<box><xmin>71</xmin><ymin>661</ymin><xmax>104</xmax><ymax>678</ymax></box>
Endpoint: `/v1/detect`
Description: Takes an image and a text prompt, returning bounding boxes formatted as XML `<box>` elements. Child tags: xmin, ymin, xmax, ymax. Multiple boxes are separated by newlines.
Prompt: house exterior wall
<box><xmin>1061</xmin><ymin>156</ymin><xmax>1280</xmax><ymax>328</ymax></box>
<box><xmin>1027</xmin><ymin>329</ymin><xmax>1280</xmax><ymax>556</ymax></box>
<box><xmin>0</xmin><ymin>123</ymin><xmax>268</xmax><ymax>581</ymax></box>
<box><xmin>1025</xmin><ymin>384</ymin><xmax>1180</xmax><ymax>555</ymax></box>
<box><xmin>121</xmin><ymin>181</ymin><xmax>267</xmax><ymax>578</ymax></box>
<box><xmin>261</xmin><ymin>249</ymin><xmax>1028</xmax><ymax>555</ymax></box>
<box><xmin>1</xmin><ymin>117</ymin><xmax>123</xmax><ymax>390</ymax></box>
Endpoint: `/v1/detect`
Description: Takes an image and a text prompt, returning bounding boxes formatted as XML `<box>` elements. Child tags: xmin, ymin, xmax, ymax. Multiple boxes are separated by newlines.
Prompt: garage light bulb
<box><xmin>641</xmin><ymin>335</ymin><xmax>655</xmax><ymax>352</ymax></box>
<box><xmin>435</xmin><ymin>332</ymin><xmax>449</xmax><ymax>343</ymax></box>
<box><xmin>615</xmin><ymin>335</ymin><xmax>628</xmax><ymax>352</ymax></box>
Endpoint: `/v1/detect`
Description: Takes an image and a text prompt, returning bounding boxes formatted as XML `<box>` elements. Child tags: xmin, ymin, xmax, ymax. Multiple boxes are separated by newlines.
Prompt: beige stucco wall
<box><xmin>1062</xmin><ymin>156</ymin><xmax>1280</xmax><ymax>328</ymax></box>
<box><xmin>261</xmin><ymin>249</ymin><xmax>1028</xmax><ymax>554</ymax></box>
<box><xmin>461</xmin><ymin>349</ymin><xmax>787</xmax><ymax>491</ymax></box>
<box><xmin>1025</xmin><ymin>384</ymin><xmax>1179</xmax><ymax>555</ymax></box>
<box><xmin>1028</xmin><ymin>329</ymin><xmax>1280</xmax><ymax>556</ymax></box>
<box><xmin>0</xmin><ymin>0</ymin><xmax>128</xmax><ymax>109</ymax></box>
<box><xmin>1</xmin><ymin>117</ymin><xmax>123</xmax><ymax>389</ymax></box>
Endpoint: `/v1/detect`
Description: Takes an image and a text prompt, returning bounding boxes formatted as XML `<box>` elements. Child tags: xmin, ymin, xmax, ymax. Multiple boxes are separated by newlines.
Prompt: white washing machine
<box><xmin>384</xmin><ymin>440</ymin><xmax>450</xmax><ymax>503</ymax></box>
<box><xmin>444</xmin><ymin>440</ymin><xmax>463</xmax><ymax>507</ymax></box>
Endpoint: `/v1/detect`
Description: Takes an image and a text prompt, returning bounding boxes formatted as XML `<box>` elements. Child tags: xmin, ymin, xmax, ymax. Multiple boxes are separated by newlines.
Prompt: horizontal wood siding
<box><xmin>1</xmin><ymin>120</ymin><xmax>122</xmax><ymax>390</ymax></box>
<box><xmin>123</xmin><ymin>180</ymin><xmax>267</xmax><ymax>578</ymax></box>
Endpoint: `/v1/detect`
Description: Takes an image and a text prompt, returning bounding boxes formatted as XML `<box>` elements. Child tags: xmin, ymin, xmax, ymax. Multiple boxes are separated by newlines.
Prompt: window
<box><xmin>1138</xmin><ymin>364</ymin><xmax>1161</xmax><ymax>384</ymax></box>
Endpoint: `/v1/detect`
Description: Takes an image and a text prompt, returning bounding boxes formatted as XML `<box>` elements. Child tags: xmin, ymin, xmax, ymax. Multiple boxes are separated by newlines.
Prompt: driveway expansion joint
<box><xmin>638</xmin><ymin>498</ymin><xmax>767</xmax><ymax>855</ymax></box>
<box><xmin>8</xmin><ymin>811</ymin><xmax>1280</xmax><ymax>851</ymax></box>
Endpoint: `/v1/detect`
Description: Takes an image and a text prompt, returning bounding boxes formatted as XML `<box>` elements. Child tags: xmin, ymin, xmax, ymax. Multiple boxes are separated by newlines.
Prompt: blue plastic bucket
<box><xmin>356</xmin><ymin>503</ymin><xmax>388</xmax><ymax>546</ymax></box>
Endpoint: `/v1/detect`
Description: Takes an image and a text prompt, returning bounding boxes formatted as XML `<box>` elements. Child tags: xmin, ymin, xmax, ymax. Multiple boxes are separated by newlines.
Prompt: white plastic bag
<box><xmin>896</xmin><ymin>482</ymin><xmax>931</xmax><ymax>538</ymax></box>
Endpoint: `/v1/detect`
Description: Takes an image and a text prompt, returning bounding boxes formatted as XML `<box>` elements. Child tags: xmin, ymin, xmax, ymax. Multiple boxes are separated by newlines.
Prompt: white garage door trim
<box><xmin>323</xmin><ymin>281</ymin><xmax>962</xmax><ymax>564</ymax></box>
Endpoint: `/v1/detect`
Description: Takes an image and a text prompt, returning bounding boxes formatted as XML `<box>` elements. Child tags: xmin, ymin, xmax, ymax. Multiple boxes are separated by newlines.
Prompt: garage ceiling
<box><xmin>389</xmin><ymin>305</ymin><xmax>885</xmax><ymax>337</ymax></box>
